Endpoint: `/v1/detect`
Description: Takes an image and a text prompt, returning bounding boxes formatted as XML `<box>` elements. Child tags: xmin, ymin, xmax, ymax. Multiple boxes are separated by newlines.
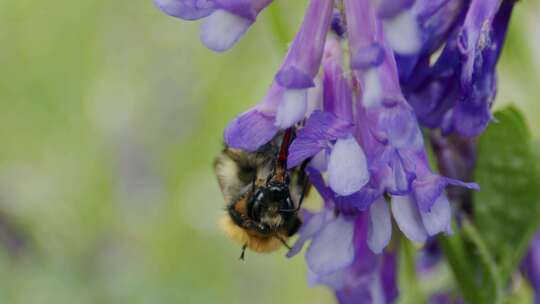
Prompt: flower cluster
<box><xmin>155</xmin><ymin>0</ymin><xmax>515</xmax><ymax>302</ymax></box>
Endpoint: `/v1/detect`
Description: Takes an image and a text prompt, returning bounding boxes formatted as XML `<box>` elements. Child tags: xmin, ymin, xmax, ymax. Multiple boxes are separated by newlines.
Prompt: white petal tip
<box><xmin>328</xmin><ymin>137</ymin><xmax>369</xmax><ymax>196</ymax></box>
<box><xmin>383</xmin><ymin>11</ymin><xmax>421</xmax><ymax>55</ymax></box>
<box><xmin>274</xmin><ymin>89</ymin><xmax>308</xmax><ymax>128</ymax></box>
<box><xmin>200</xmin><ymin>10</ymin><xmax>251</xmax><ymax>52</ymax></box>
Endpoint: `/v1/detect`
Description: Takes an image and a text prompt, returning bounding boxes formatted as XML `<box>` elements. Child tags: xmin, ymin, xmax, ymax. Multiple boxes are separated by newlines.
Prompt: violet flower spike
<box><xmin>290</xmin><ymin>205</ymin><xmax>398</xmax><ymax>304</ymax></box>
<box><xmin>340</xmin><ymin>0</ymin><xmax>478</xmax><ymax>249</ymax></box>
<box><xmin>399</xmin><ymin>0</ymin><xmax>514</xmax><ymax>136</ymax></box>
<box><xmin>452</xmin><ymin>0</ymin><xmax>514</xmax><ymax>136</ymax></box>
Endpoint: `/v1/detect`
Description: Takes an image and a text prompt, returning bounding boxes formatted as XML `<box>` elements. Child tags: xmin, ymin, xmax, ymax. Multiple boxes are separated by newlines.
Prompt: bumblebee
<box><xmin>214</xmin><ymin>129</ymin><xmax>310</xmax><ymax>259</ymax></box>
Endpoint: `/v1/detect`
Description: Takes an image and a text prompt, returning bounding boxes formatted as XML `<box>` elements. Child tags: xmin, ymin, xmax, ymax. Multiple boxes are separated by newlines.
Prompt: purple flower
<box><xmin>336</xmin><ymin>0</ymin><xmax>478</xmax><ymax>251</ymax></box>
<box><xmin>156</xmin><ymin>1</ymin><xmax>516</xmax><ymax>302</ymax></box>
<box><xmin>400</xmin><ymin>0</ymin><xmax>515</xmax><ymax>136</ymax></box>
<box><xmin>287</xmin><ymin>176</ymin><xmax>398</xmax><ymax>304</ymax></box>
<box><xmin>288</xmin><ymin>37</ymin><xmax>369</xmax><ymax>196</ymax></box>
<box><xmin>522</xmin><ymin>231</ymin><xmax>540</xmax><ymax>304</ymax></box>
<box><xmin>154</xmin><ymin>0</ymin><xmax>272</xmax><ymax>51</ymax></box>
<box><xmin>275</xmin><ymin>0</ymin><xmax>334</xmax><ymax>89</ymax></box>
<box><xmin>224</xmin><ymin>0</ymin><xmax>335</xmax><ymax>151</ymax></box>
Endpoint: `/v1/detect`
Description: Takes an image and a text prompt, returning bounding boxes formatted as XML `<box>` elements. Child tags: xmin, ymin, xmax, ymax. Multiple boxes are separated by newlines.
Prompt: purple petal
<box><xmin>334</xmin><ymin>185</ymin><xmax>383</xmax><ymax>213</ymax></box>
<box><xmin>154</xmin><ymin>0</ymin><xmax>215</xmax><ymax>20</ymax></box>
<box><xmin>396</xmin><ymin>0</ymin><xmax>465</xmax><ymax>81</ymax></box>
<box><xmin>352</xmin><ymin>212</ymin><xmax>379</xmax><ymax>274</ymax></box>
<box><xmin>224</xmin><ymin>109</ymin><xmax>278</xmax><ymax>152</ymax></box>
<box><xmin>328</xmin><ymin>137</ymin><xmax>370</xmax><ymax>196</ymax></box>
<box><xmin>287</xmin><ymin>138</ymin><xmax>325</xmax><ymax>169</ymax></box>
<box><xmin>344</xmin><ymin>0</ymin><xmax>385</xmax><ymax>70</ymax></box>
<box><xmin>367</xmin><ymin>197</ymin><xmax>392</xmax><ymax>253</ymax></box>
<box><xmin>275</xmin><ymin>0</ymin><xmax>334</xmax><ymax>89</ymax></box>
<box><xmin>412</xmin><ymin>172</ymin><xmax>447</xmax><ymax>212</ymax></box>
<box><xmin>523</xmin><ymin>232</ymin><xmax>540</xmax><ymax>303</ymax></box>
<box><xmin>287</xmin><ymin>209</ymin><xmax>328</xmax><ymax>258</ymax></box>
<box><xmin>391</xmin><ymin>195</ymin><xmax>428</xmax><ymax>243</ymax></box>
<box><xmin>322</xmin><ymin>53</ymin><xmax>354</xmax><ymax>122</ymax></box>
<box><xmin>308</xmin><ymin>267</ymin><xmax>348</xmax><ymax>289</ymax></box>
<box><xmin>387</xmin><ymin>150</ymin><xmax>415</xmax><ymax>194</ymax></box>
<box><xmin>335</xmin><ymin>287</ymin><xmax>372</xmax><ymax>304</ymax></box>
<box><xmin>306</xmin><ymin>167</ymin><xmax>334</xmax><ymax>203</ymax></box>
<box><xmin>200</xmin><ymin>9</ymin><xmax>252</xmax><ymax>52</ymax></box>
<box><xmin>300</xmin><ymin>111</ymin><xmax>354</xmax><ymax>141</ymax></box>
<box><xmin>457</xmin><ymin>0</ymin><xmax>500</xmax><ymax>85</ymax></box>
<box><xmin>446</xmin><ymin>178</ymin><xmax>480</xmax><ymax>191</ymax></box>
<box><xmin>381</xmin><ymin>252</ymin><xmax>399</xmax><ymax>303</ymax></box>
<box><xmin>288</xmin><ymin>110</ymin><xmax>353</xmax><ymax>169</ymax></box>
<box><xmin>379</xmin><ymin>103</ymin><xmax>423</xmax><ymax>150</ymax></box>
<box><xmin>377</xmin><ymin>0</ymin><xmax>414</xmax><ymax>19</ymax></box>
<box><xmin>419</xmin><ymin>193</ymin><xmax>452</xmax><ymax>236</ymax></box>
<box><xmin>306</xmin><ymin>215</ymin><xmax>355</xmax><ymax>274</ymax></box>
<box><xmin>214</xmin><ymin>0</ymin><xmax>267</xmax><ymax>20</ymax></box>
<box><xmin>452</xmin><ymin>0</ymin><xmax>514</xmax><ymax>136</ymax></box>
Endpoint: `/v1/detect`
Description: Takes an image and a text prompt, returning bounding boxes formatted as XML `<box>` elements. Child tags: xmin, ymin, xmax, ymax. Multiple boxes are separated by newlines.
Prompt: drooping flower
<box><xmin>224</xmin><ymin>0</ymin><xmax>334</xmax><ymax>151</ymax></box>
<box><xmin>154</xmin><ymin>0</ymin><xmax>272</xmax><ymax>51</ymax></box>
<box><xmin>400</xmin><ymin>0</ymin><xmax>515</xmax><ymax>136</ymax></box>
<box><xmin>287</xmin><ymin>169</ymin><xmax>398</xmax><ymax>304</ymax></box>
<box><xmin>288</xmin><ymin>36</ymin><xmax>369</xmax><ymax>196</ymax></box>
<box><xmin>337</xmin><ymin>0</ymin><xmax>478</xmax><ymax>250</ymax></box>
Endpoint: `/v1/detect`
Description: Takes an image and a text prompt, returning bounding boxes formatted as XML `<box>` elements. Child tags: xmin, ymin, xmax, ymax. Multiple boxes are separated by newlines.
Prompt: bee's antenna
<box><xmin>239</xmin><ymin>244</ymin><xmax>247</xmax><ymax>261</ymax></box>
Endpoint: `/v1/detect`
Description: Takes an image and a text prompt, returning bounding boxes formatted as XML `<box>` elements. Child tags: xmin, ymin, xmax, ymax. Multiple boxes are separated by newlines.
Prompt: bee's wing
<box><xmin>213</xmin><ymin>147</ymin><xmax>271</xmax><ymax>203</ymax></box>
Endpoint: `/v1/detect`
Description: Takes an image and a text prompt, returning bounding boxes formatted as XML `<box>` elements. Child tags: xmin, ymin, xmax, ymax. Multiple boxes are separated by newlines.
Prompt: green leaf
<box><xmin>474</xmin><ymin>106</ymin><xmax>540</xmax><ymax>284</ymax></box>
<box><xmin>439</xmin><ymin>221</ymin><xmax>488</xmax><ymax>304</ymax></box>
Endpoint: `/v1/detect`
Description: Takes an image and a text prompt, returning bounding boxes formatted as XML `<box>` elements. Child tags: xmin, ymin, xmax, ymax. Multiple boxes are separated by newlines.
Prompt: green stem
<box><xmin>438</xmin><ymin>226</ymin><xmax>484</xmax><ymax>304</ymax></box>
<box><xmin>462</xmin><ymin>218</ymin><xmax>503</xmax><ymax>304</ymax></box>
<box><xmin>398</xmin><ymin>234</ymin><xmax>425</xmax><ymax>304</ymax></box>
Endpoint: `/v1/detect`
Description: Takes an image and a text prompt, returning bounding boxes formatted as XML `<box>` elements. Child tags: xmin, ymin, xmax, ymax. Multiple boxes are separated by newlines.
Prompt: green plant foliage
<box><xmin>474</xmin><ymin>106</ymin><xmax>540</xmax><ymax>287</ymax></box>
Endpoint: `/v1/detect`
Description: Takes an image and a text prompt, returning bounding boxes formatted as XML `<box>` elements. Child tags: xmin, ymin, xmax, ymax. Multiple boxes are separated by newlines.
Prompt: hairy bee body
<box><xmin>213</xmin><ymin>132</ymin><xmax>308</xmax><ymax>257</ymax></box>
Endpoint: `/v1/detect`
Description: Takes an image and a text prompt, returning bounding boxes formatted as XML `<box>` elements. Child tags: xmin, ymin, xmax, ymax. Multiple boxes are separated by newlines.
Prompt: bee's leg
<box><xmin>286</xmin><ymin>216</ymin><xmax>302</xmax><ymax>237</ymax></box>
<box><xmin>295</xmin><ymin>177</ymin><xmax>310</xmax><ymax>211</ymax></box>
<box><xmin>239</xmin><ymin>244</ymin><xmax>247</xmax><ymax>261</ymax></box>
<box><xmin>280</xmin><ymin>158</ymin><xmax>312</xmax><ymax>213</ymax></box>
<box><xmin>276</xmin><ymin>235</ymin><xmax>291</xmax><ymax>250</ymax></box>
<box><xmin>293</xmin><ymin>157</ymin><xmax>312</xmax><ymax>211</ymax></box>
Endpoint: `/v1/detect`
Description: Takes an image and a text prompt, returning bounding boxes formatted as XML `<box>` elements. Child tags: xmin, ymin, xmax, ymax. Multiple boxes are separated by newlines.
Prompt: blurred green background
<box><xmin>0</xmin><ymin>1</ymin><xmax>538</xmax><ymax>303</ymax></box>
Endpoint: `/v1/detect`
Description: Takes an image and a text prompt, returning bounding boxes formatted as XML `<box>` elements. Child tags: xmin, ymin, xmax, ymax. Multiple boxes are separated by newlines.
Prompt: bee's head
<box><xmin>247</xmin><ymin>182</ymin><xmax>294</xmax><ymax>231</ymax></box>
